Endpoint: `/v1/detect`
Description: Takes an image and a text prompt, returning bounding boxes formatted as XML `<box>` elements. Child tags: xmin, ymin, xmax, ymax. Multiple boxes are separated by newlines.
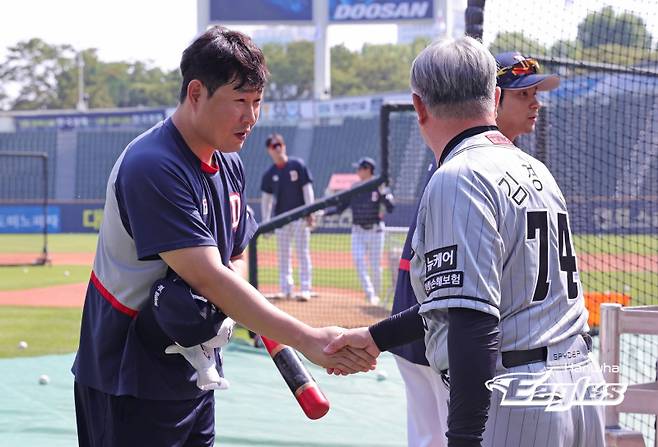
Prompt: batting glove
<box><xmin>164</xmin><ymin>318</ymin><xmax>235</xmax><ymax>391</ymax></box>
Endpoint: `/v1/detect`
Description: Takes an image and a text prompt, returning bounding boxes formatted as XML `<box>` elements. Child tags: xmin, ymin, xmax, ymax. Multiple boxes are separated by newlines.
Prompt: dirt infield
<box><xmin>256</xmin><ymin>286</ymin><xmax>390</xmax><ymax>328</ymax></box>
<box><xmin>0</xmin><ymin>252</ymin><xmax>94</xmax><ymax>266</ymax></box>
<box><xmin>0</xmin><ymin>249</ymin><xmax>655</xmax><ymax>319</ymax></box>
<box><xmin>577</xmin><ymin>253</ymin><xmax>658</xmax><ymax>273</ymax></box>
<box><xmin>0</xmin><ymin>282</ymin><xmax>87</xmax><ymax>307</ymax></box>
<box><xmin>0</xmin><ymin>282</ymin><xmax>386</xmax><ymax>328</ymax></box>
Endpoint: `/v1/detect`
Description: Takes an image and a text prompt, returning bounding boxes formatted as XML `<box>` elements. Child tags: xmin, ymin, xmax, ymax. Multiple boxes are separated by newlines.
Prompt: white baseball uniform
<box><xmin>410</xmin><ymin>129</ymin><xmax>605</xmax><ymax>447</ymax></box>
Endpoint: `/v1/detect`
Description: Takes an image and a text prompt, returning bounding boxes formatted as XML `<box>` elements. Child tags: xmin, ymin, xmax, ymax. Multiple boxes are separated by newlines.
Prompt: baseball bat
<box><xmin>260</xmin><ymin>335</ymin><xmax>330</xmax><ymax>420</ymax></box>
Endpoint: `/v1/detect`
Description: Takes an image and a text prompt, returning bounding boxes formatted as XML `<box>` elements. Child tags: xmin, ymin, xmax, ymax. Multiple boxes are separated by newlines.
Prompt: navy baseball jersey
<box><xmin>333</xmin><ymin>184</ymin><xmax>394</xmax><ymax>226</ymax></box>
<box><xmin>389</xmin><ymin>162</ymin><xmax>435</xmax><ymax>365</ymax></box>
<box><xmin>72</xmin><ymin>118</ymin><xmax>257</xmax><ymax>400</ymax></box>
<box><xmin>260</xmin><ymin>157</ymin><xmax>313</xmax><ymax>216</ymax></box>
<box><xmin>411</xmin><ymin>128</ymin><xmax>589</xmax><ymax>353</ymax></box>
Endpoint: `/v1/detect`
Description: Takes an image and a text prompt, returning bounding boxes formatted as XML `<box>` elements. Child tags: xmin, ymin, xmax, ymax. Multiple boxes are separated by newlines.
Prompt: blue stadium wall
<box><xmin>2</xmin><ymin>199</ymin><xmax>656</xmax><ymax>234</ymax></box>
<box><xmin>1</xmin><ymin>85</ymin><xmax>657</xmax><ymax>235</ymax></box>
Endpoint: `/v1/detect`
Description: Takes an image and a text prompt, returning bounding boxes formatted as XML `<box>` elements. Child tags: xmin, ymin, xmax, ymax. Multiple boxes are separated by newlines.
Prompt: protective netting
<box><xmin>0</xmin><ymin>152</ymin><xmax>50</xmax><ymax>266</ymax></box>
<box><xmin>252</xmin><ymin>106</ymin><xmax>427</xmax><ymax>328</ymax></box>
<box><xmin>483</xmin><ymin>0</ymin><xmax>658</xmax><ymax>442</ymax></box>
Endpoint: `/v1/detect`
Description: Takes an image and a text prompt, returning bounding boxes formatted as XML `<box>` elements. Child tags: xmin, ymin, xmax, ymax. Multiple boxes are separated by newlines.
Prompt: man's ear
<box><xmin>412</xmin><ymin>93</ymin><xmax>428</xmax><ymax>125</ymax></box>
<box><xmin>187</xmin><ymin>80</ymin><xmax>204</xmax><ymax>106</ymax></box>
<box><xmin>494</xmin><ymin>86</ymin><xmax>501</xmax><ymax>110</ymax></box>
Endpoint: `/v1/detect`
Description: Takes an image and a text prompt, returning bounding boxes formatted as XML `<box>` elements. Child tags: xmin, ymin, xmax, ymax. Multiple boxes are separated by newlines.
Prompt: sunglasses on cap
<box><xmin>496</xmin><ymin>58</ymin><xmax>540</xmax><ymax>84</ymax></box>
<box><xmin>268</xmin><ymin>142</ymin><xmax>282</xmax><ymax>149</ymax></box>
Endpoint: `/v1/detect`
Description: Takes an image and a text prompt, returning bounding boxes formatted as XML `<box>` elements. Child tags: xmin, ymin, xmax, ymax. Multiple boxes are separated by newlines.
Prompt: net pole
<box><xmin>40</xmin><ymin>153</ymin><xmax>50</xmax><ymax>264</ymax></box>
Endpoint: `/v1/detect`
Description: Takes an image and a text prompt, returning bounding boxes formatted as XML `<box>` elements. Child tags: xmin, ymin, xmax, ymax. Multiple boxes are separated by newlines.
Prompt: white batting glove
<box><xmin>165</xmin><ymin>318</ymin><xmax>235</xmax><ymax>391</ymax></box>
<box><xmin>202</xmin><ymin>317</ymin><xmax>235</xmax><ymax>349</ymax></box>
<box><xmin>165</xmin><ymin>343</ymin><xmax>230</xmax><ymax>391</ymax></box>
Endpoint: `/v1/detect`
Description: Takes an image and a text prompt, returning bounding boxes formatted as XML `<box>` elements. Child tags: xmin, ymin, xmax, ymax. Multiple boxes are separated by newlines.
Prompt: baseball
<box><xmin>38</xmin><ymin>374</ymin><xmax>50</xmax><ymax>385</ymax></box>
<box><xmin>63</xmin><ymin>270</ymin><xmax>70</xmax><ymax>277</ymax></box>
<box><xmin>376</xmin><ymin>369</ymin><xmax>388</xmax><ymax>381</ymax></box>
<box><xmin>17</xmin><ymin>340</ymin><xmax>28</xmax><ymax>350</ymax></box>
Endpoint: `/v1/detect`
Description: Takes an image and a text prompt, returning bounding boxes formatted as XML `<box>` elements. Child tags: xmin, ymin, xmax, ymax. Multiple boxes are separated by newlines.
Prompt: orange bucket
<box><xmin>584</xmin><ymin>292</ymin><xmax>631</xmax><ymax>328</ymax></box>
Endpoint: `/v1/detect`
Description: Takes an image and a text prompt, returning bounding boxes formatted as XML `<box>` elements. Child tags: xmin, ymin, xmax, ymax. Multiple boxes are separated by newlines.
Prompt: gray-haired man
<box><xmin>326</xmin><ymin>36</ymin><xmax>605</xmax><ymax>447</ymax></box>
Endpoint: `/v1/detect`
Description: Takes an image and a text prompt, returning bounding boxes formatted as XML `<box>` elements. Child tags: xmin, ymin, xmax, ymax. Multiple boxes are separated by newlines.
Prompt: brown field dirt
<box><xmin>1</xmin><ymin>250</ymin><xmax>655</xmax><ymax>325</ymax></box>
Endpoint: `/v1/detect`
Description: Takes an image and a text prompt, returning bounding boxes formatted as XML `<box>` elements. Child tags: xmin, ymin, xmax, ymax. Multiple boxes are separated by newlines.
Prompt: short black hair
<box><xmin>179</xmin><ymin>26</ymin><xmax>269</xmax><ymax>103</ymax></box>
<box><xmin>265</xmin><ymin>133</ymin><xmax>284</xmax><ymax>147</ymax></box>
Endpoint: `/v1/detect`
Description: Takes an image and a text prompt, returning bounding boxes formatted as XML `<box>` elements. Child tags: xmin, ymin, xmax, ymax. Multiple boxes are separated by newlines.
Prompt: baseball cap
<box><xmin>495</xmin><ymin>52</ymin><xmax>560</xmax><ymax>91</ymax></box>
<box><xmin>352</xmin><ymin>157</ymin><xmax>376</xmax><ymax>171</ymax></box>
<box><xmin>265</xmin><ymin>133</ymin><xmax>285</xmax><ymax>147</ymax></box>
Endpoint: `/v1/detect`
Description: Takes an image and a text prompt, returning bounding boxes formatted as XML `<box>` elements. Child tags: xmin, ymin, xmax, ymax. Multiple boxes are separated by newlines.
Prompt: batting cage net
<box><xmin>249</xmin><ymin>105</ymin><xmax>429</xmax><ymax>329</ymax></box>
<box><xmin>482</xmin><ymin>0</ymin><xmax>658</xmax><ymax>442</ymax></box>
<box><xmin>0</xmin><ymin>151</ymin><xmax>50</xmax><ymax>266</ymax></box>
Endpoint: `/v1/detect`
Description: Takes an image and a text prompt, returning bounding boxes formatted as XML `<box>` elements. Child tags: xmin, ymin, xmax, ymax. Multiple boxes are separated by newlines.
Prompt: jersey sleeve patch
<box><xmin>485</xmin><ymin>133</ymin><xmax>512</xmax><ymax>145</ymax></box>
<box><xmin>424</xmin><ymin>245</ymin><xmax>458</xmax><ymax>275</ymax></box>
<box><xmin>424</xmin><ymin>271</ymin><xmax>464</xmax><ymax>294</ymax></box>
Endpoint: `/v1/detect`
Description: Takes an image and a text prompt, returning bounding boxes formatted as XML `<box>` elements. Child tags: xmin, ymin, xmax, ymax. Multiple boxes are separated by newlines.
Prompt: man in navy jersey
<box><xmin>326</xmin><ymin>157</ymin><xmax>394</xmax><ymax>305</ymax></box>
<box><xmin>261</xmin><ymin>133</ymin><xmax>315</xmax><ymax>301</ymax></box>
<box><xmin>72</xmin><ymin>26</ymin><xmax>374</xmax><ymax>447</ymax></box>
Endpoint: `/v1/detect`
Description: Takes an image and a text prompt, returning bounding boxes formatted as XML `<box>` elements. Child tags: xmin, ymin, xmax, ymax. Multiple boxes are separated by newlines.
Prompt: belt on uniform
<box><xmin>501</xmin><ymin>333</ymin><xmax>593</xmax><ymax>369</ymax></box>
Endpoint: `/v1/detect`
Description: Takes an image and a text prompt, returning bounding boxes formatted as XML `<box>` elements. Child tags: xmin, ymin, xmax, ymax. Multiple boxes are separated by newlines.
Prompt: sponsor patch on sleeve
<box><xmin>424</xmin><ymin>245</ymin><xmax>457</xmax><ymax>276</ymax></box>
<box><xmin>486</xmin><ymin>133</ymin><xmax>512</xmax><ymax>145</ymax></box>
<box><xmin>424</xmin><ymin>272</ymin><xmax>464</xmax><ymax>295</ymax></box>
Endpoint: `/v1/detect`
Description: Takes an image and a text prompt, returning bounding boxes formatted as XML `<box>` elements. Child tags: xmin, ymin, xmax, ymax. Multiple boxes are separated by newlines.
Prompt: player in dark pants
<box><xmin>72</xmin><ymin>26</ymin><xmax>375</xmax><ymax>447</ymax></box>
<box><xmin>325</xmin><ymin>157</ymin><xmax>394</xmax><ymax>305</ymax></box>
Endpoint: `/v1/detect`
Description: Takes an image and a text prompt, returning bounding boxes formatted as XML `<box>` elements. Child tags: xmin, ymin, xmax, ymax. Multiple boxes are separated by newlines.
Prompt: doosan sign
<box><xmin>330</xmin><ymin>0</ymin><xmax>434</xmax><ymax>22</ymax></box>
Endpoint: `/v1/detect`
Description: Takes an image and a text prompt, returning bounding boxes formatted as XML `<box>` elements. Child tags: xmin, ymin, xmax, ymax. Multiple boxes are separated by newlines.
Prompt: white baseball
<box><xmin>38</xmin><ymin>374</ymin><xmax>50</xmax><ymax>385</ymax></box>
<box><xmin>18</xmin><ymin>341</ymin><xmax>28</xmax><ymax>350</ymax></box>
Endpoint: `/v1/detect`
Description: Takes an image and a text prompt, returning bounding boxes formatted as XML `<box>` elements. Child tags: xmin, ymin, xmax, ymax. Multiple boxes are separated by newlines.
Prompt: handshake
<box><xmin>169</xmin><ymin>324</ymin><xmax>381</xmax><ymax>390</ymax></box>
<box><xmin>282</xmin><ymin>326</ymin><xmax>381</xmax><ymax>377</ymax></box>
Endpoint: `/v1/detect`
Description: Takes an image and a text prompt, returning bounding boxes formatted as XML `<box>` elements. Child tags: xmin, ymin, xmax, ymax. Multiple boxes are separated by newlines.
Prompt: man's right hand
<box><xmin>299</xmin><ymin>326</ymin><xmax>377</xmax><ymax>375</ymax></box>
<box><xmin>322</xmin><ymin>327</ymin><xmax>381</xmax><ymax>375</ymax></box>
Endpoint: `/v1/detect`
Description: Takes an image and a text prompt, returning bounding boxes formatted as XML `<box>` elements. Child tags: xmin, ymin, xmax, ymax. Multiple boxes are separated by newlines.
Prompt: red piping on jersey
<box><xmin>90</xmin><ymin>271</ymin><xmax>138</xmax><ymax>318</ymax></box>
<box><xmin>399</xmin><ymin>258</ymin><xmax>410</xmax><ymax>271</ymax></box>
<box><xmin>200</xmin><ymin>160</ymin><xmax>219</xmax><ymax>174</ymax></box>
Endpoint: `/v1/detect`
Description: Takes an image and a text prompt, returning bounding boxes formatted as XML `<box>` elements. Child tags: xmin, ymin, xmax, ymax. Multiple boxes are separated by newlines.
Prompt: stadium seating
<box><xmin>0</xmin><ymin>130</ymin><xmax>58</xmax><ymax>200</ymax></box>
<box><xmin>308</xmin><ymin>116</ymin><xmax>379</xmax><ymax>198</ymax></box>
<box><xmin>75</xmin><ymin>129</ymin><xmax>145</xmax><ymax>199</ymax></box>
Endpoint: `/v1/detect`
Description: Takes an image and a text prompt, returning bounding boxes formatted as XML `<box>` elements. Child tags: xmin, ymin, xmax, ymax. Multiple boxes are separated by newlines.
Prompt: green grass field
<box><xmin>0</xmin><ymin>306</ymin><xmax>252</xmax><ymax>359</ymax></box>
<box><xmin>1</xmin><ymin>232</ymin><xmax>657</xmax><ymax>359</ymax></box>
<box><xmin>0</xmin><ymin>233</ymin><xmax>98</xmax><ymax>253</ymax></box>
<box><xmin>2</xmin><ymin>232</ymin><xmax>657</xmax><ymax>255</ymax></box>
<box><xmin>0</xmin><ymin>306</ymin><xmax>82</xmax><ymax>358</ymax></box>
<box><xmin>0</xmin><ymin>265</ymin><xmax>91</xmax><ymax>290</ymax></box>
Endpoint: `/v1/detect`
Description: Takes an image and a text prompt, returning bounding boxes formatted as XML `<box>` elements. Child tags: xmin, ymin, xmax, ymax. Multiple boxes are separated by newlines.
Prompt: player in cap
<box><xmin>326</xmin><ymin>36</ymin><xmax>605</xmax><ymax>447</ymax></box>
<box><xmin>495</xmin><ymin>52</ymin><xmax>560</xmax><ymax>142</ymax></box>
<box><xmin>261</xmin><ymin>133</ymin><xmax>315</xmax><ymax>301</ymax></box>
<box><xmin>325</xmin><ymin>156</ymin><xmax>394</xmax><ymax>305</ymax></box>
<box><xmin>72</xmin><ymin>26</ymin><xmax>375</xmax><ymax>447</ymax></box>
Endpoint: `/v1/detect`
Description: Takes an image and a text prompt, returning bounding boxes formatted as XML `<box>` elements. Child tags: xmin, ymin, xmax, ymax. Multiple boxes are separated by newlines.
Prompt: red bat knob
<box><xmin>260</xmin><ymin>336</ymin><xmax>330</xmax><ymax>420</ymax></box>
